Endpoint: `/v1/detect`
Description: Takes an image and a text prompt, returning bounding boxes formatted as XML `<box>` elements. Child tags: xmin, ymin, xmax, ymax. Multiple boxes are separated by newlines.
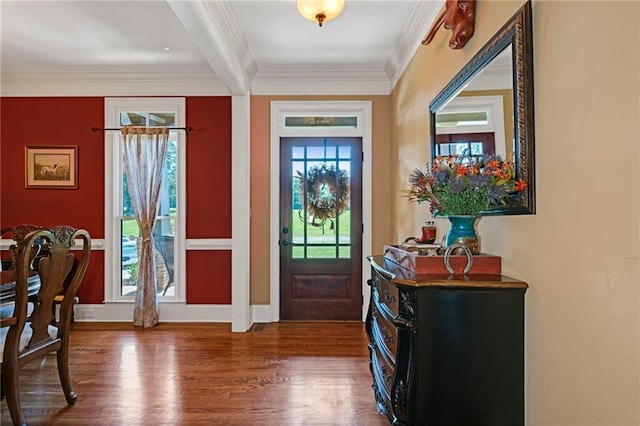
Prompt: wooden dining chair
<box><xmin>0</xmin><ymin>225</ymin><xmax>43</xmax><ymax>322</ymax></box>
<box><xmin>0</xmin><ymin>226</ymin><xmax>91</xmax><ymax>426</ymax></box>
<box><xmin>0</xmin><ymin>225</ymin><xmax>44</xmax><ymax>272</ymax></box>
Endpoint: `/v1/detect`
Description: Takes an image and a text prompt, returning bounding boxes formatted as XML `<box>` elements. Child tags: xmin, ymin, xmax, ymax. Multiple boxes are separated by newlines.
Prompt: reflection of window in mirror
<box><xmin>435</xmin><ymin>45</ymin><xmax>514</xmax><ymax>160</ymax></box>
<box><xmin>435</xmin><ymin>132</ymin><xmax>495</xmax><ymax>160</ymax></box>
<box><xmin>435</xmin><ymin>96</ymin><xmax>507</xmax><ymax>159</ymax></box>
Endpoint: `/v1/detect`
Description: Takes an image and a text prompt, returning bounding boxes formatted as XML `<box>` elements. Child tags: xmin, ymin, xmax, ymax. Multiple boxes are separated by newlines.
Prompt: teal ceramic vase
<box><xmin>445</xmin><ymin>215</ymin><xmax>480</xmax><ymax>255</ymax></box>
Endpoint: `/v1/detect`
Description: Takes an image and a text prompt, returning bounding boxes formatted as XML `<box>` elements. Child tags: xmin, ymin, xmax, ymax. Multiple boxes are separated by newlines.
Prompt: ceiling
<box><xmin>0</xmin><ymin>0</ymin><xmax>444</xmax><ymax>96</ymax></box>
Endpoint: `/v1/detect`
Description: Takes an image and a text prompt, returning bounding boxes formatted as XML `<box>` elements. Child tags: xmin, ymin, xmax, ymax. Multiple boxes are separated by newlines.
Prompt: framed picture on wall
<box><xmin>25</xmin><ymin>145</ymin><xmax>78</xmax><ymax>189</ymax></box>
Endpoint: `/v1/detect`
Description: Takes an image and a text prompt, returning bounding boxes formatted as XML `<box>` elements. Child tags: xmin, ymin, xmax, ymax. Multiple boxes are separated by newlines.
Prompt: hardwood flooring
<box><xmin>0</xmin><ymin>322</ymin><xmax>388</xmax><ymax>426</ymax></box>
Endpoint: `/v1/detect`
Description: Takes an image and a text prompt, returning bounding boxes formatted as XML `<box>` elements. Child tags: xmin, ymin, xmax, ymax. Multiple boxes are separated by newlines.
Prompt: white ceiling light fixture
<box><xmin>297</xmin><ymin>0</ymin><xmax>345</xmax><ymax>27</ymax></box>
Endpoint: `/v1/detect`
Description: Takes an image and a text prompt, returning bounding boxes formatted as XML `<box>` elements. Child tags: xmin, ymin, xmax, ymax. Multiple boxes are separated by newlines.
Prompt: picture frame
<box><xmin>25</xmin><ymin>145</ymin><xmax>78</xmax><ymax>189</ymax></box>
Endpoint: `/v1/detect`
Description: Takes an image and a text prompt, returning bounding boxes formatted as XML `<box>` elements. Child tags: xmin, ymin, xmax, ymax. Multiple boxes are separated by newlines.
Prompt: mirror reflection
<box><xmin>434</xmin><ymin>45</ymin><xmax>513</xmax><ymax>162</ymax></box>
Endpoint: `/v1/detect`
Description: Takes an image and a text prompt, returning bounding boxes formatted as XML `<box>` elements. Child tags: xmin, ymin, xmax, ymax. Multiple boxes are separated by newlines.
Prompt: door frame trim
<box><xmin>269</xmin><ymin>101</ymin><xmax>372</xmax><ymax>321</ymax></box>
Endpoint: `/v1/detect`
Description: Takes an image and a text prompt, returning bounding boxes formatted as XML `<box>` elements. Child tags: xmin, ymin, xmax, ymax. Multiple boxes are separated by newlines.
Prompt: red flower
<box><xmin>514</xmin><ymin>179</ymin><xmax>528</xmax><ymax>191</ymax></box>
<box><xmin>456</xmin><ymin>166</ymin><xmax>469</xmax><ymax>177</ymax></box>
<box><xmin>495</xmin><ymin>171</ymin><xmax>510</xmax><ymax>180</ymax></box>
<box><xmin>486</xmin><ymin>160</ymin><xmax>500</xmax><ymax>170</ymax></box>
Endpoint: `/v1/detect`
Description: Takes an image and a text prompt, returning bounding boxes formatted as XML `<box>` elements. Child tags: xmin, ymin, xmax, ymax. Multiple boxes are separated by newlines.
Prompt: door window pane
<box><xmin>306</xmin><ymin>246</ymin><xmax>336</xmax><ymax>258</ymax></box>
<box><xmin>338</xmin><ymin>246</ymin><xmax>350</xmax><ymax>258</ymax></box>
<box><xmin>436</xmin><ymin>111</ymin><xmax>488</xmax><ymax>127</ymax></box>
<box><xmin>470</xmin><ymin>142</ymin><xmax>483</xmax><ymax>156</ymax></box>
<box><xmin>284</xmin><ymin>116</ymin><xmax>358</xmax><ymax>129</ymax></box>
<box><xmin>292</xmin><ymin>147</ymin><xmax>305</xmax><ymax>159</ymax></box>
<box><xmin>289</xmin><ymin>144</ymin><xmax>351</xmax><ymax>260</ymax></box>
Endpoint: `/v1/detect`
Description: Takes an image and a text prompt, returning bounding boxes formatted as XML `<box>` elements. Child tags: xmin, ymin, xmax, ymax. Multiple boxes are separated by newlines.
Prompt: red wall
<box><xmin>1</xmin><ymin>96</ymin><xmax>232</xmax><ymax>305</ymax></box>
<box><xmin>186</xmin><ymin>97</ymin><xmax>232</xmax><ymax>239</ymax></box>
<box><xmin>0</xmin><ymin>97</ymin><xmax>105</xmax><ymax>235</ymax></box>
<box><xmin>187</xmin><ymin>251</ymin><xmax>232</xmax><ymax>304</ymax></box>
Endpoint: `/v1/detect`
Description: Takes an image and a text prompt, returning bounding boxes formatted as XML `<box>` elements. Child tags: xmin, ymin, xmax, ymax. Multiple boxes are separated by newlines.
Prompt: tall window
<box><xmin>105</xmin><ymin>98</ymin><xmax>185</xmax><ymax>302</ymax></box>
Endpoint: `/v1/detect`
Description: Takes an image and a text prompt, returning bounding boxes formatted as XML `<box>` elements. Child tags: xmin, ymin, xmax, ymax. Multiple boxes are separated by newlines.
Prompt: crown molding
<box><xmin>386</xmin><ymin>0</ymin><xmax>444</xmax><ymax>90</ymax></box>
<box><xmin>252</xmin><ymin>65</ymin><xmax>391</xmax><ymax>95</ymax></box>
<box><xmin>466</xmin><ymin>62</ymin><xmax>513</xmax><ymax>91</ymax></box>
<box><xmin>466</xmin><ymin>72</ymin><xmax>512</xmax><ymax>91</ymax></box>
<box><xmin>0</xmin><ymin>72</ymin><xmax>229</xmax><ymax>97</ymax></box>
<box><xmin>167</xmin><ymin>0</ymin><xmax>255</xmax><ymax>95</ymax></box>
<box><xmin>1</xmin><ymin>67</ymin><xmax>392</xmax><ymax>97</ymax></box>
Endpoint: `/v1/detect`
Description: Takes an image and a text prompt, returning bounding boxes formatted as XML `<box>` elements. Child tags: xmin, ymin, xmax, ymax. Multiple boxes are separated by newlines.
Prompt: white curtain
<box><xmin>121</xmin><ymin>127</ymin><xmax>169</xmax><ymax>328</ymax></box>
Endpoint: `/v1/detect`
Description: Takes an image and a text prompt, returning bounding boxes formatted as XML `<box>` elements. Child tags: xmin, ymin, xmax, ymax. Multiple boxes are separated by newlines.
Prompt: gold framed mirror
<box><xmin>429</xmin><ymin>1</ymin><xmax>535</xmax><ymax>215</ymax></box>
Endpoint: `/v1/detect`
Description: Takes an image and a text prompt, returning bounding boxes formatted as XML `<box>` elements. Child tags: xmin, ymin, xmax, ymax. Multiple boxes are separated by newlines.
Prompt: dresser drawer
<box><xmin>372</xmin><ymin>268</ymin><xmax>399</xmax><ymax>317</ymax></box>
<box><xmin>370</xmin><ymin>340</ymin><xmax>395</xmax><ymax>399</ymax></box>
<box><xmin>371</xmin><ymin>299</ymin><xmax>397</xmax><ymax>362</ymax></box>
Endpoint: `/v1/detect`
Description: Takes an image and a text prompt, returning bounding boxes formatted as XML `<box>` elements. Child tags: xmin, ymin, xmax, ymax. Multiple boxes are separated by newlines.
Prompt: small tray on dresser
<box><xmin>383</xmin><ymin>244</ymin><xmax>502</xmax><ymax>275</ymax></box>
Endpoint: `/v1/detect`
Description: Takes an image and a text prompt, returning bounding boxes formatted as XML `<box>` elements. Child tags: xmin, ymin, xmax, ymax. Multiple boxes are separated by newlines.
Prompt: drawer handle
<box><xmin>383</xmin><ymin>289</ymin><xmax>396</xmax><ymax>304</ymax></box>
<box><xmin>368</xmin><ymin>276</ymin><xmax>379</xmax><ymax>288</ymax></box>
<box><xmin>382</xmin><ymin>327</ymin><xmax>394</xmax><ymax>345</ymax></box>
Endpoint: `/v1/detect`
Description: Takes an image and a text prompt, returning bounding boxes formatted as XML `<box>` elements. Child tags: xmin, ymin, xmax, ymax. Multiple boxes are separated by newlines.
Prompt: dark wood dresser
<box><xmin>366</xmin><ymin>256</ymin><xmax>528</xmax><ymax>426</ymax></box>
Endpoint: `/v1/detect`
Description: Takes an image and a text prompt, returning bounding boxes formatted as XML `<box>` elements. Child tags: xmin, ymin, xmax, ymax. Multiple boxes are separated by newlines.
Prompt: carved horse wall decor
<box><xmin>422</xmin><ymin>0</ymin><xmax>476</xmax><ymax>49</ymax></box>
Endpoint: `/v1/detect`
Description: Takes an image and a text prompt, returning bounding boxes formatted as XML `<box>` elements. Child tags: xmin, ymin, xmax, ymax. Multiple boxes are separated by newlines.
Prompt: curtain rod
<box><xmin>91</xmin><ymin>126</ymin><xmax>193</xmax><ymax>132</ymax></box>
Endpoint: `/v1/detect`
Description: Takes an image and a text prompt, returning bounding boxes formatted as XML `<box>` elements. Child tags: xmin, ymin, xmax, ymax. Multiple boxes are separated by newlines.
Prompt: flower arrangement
<box><xmin>405</xmin><ymin>154</ymin><xmax>527</xmax><ymax>216</ymax></box>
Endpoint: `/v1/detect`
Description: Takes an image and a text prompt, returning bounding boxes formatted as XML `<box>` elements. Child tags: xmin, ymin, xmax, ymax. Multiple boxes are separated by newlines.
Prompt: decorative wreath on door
<box><xmin>297</xmin><ymin>164</ymin><xmax>350</xmax><ymax>227</ymax></box>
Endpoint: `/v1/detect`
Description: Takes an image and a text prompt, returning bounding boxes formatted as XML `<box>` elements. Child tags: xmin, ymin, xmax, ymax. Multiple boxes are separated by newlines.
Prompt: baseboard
<box><xmin>249</xmin><ymin>304</ymin><xmax>272</xmax><ymax>323</ymax></box>
<box><xmin>75</xmin><ymin>303</ymin><xmax>273</xmax><ymax>324</ymax></box>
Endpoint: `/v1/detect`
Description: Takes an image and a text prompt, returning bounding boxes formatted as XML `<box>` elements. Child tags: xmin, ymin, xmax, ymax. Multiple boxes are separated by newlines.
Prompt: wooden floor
<box><xmin>0</xmin><ymin>322</ymin><xmax>388</xmax><ymax>425</ymax></box>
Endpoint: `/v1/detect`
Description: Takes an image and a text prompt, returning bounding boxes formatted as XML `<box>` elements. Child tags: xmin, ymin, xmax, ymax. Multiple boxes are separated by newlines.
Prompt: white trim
<box><xmin>1</xmin><ymin>69</ymin><xmax>390</xmax><ymax>98</ymax></box>
<box><xmin>0</xmin><ymin>238</ymin><xmax>105</xmax><ymax>251</ymax></box>
<box><xmin>176</xmin><ymin>102</ymin><xmax>188</xmax><ymax>305</ymax></box>
<box><xmin>74</xmin><ymin>303</ymin><xmax>231</xmax><ymax>322</ymax></box>
<box><xmin>249</xmin><ymin>305</ymin><xmax>272</xmax><ymax>324</ymax></box>
<box><xmin>185</xmin><ymin>239</ymin><xmax>233</xmax><ymax>250</ymax></box>
<box><xmin>74</xmin><ymin>303</ymin><xmax>272</xmax><ymax>324</ymax></box>
<box><xmin>269</xmin><ymin>101</ymin><xmax>372</xmax><ymax>322</ymax></box>
<box><xmin>103</xmin><ymin>97</ymin><xmax>186</xmax><ymax>304</ymax></box>
<box><xmin>1</xmin><ymin>238</ymin><xmax>233</xmax><ymax>251</ymax></box>
<box><xmin>167</xmin><ymin>0</ymin><xmax>255</xmax><ymax>95</ymax></box>
<box><xmin>252</xmin><ymin>66</ymin><xmax>391</xmax><ymax>95</ymax></box>
<box><xmin>0</xmin><ymin>72</ymin><xmax>229</xmax><ymax>97</ymax></box>
<box><xmin>436</xmin><ymin>95</ymin><xmax>507</xmax><ymax>158</ymax></box>
<box><xmin>231</xmin><ymin>95</ymin><xmax>252</xmax><ymax>332</ymax></box>
<box><xmin>386</xmin><ymin>0</ymin><xmax>445</xmax><ymax>90</ymax></box>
